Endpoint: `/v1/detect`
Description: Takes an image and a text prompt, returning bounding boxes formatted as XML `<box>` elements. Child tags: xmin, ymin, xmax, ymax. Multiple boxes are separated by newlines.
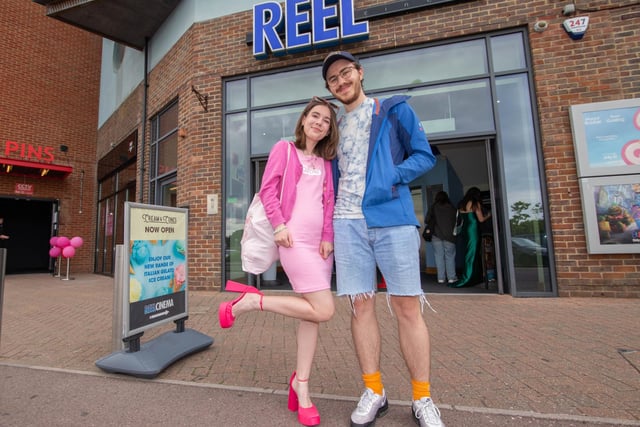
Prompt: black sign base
<box><xmin>95</xmin><ymin>328</ymin><xmax>213</xmax><ymax>379</ymax></box>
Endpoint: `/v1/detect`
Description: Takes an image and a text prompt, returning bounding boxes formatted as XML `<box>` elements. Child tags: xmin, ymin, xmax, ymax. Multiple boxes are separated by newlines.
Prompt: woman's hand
<box><xmin>274</xmin><ymin>228</ymin><xmax>293</xmax><ymax>248</ymax></box>
<box><xmin>319</xmin><ymin>241</ymin><xmax>334</xmax><ymax>259</ymax></box>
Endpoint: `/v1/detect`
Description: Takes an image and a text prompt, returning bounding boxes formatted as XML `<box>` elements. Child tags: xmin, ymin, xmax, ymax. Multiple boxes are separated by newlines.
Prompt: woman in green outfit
<box><xmin>450</xmin><ymin>187</ymin><xmax>491</xmax><ymax>288</ymax></box>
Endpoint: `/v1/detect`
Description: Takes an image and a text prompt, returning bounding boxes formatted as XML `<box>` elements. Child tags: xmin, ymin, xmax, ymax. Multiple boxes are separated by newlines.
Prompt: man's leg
<box><xmin>391</xmin><ymin>295</ymin><xmax>445</xmax><ymax>427</ymax></box>
<box><xmin>333</xmin><ymin>219</ymin><xmax>388</xmax><ymax>426</ymax></box>
<box><xmin>351</xmin><ymin>295</ymin><xmax>380</xmax><ymax>374</ymax></box>
<box><xmin>389</xmin><ymin>295</ymin><xmax>430</xmax><ymax>381</ymax></box>
<box><xmin>349</xmin><ymin>294</ymin><xmax>389</xmax><ymax>427</ymax></box>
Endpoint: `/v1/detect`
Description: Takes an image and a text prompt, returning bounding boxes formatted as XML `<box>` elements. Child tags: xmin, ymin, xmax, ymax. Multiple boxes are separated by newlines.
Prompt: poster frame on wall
<box><xmin>123</xmin><ymin>202</ymin><xmax>188</xmax><ymax>337</ymax></box>
<box><xmin>569</xmin><ymin>98</ymin><xmax>640</xmax><ymax>178</ymax></box>
<box><xmin>579</xmin><ymin>175</ymin><xmax>640</xmax><ymax>254</ymax></box>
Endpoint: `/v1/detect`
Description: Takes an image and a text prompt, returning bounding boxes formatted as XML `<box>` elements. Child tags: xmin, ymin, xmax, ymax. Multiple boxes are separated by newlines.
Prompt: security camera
<box><xmin>534</xmin><ymin>21</ymin><xmax>549</xmax><ymax>32</ymax></box>
<box><xmin>562</xmin><ymin>3</ymin><xmax>576</xmax><ymax>16</ymax></box>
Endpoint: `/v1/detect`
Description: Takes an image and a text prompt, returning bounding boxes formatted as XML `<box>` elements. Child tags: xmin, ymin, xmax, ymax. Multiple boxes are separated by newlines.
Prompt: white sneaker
<box><xmin>350</xmin><ymin>388</ymin><xmax>388</xmax><ymax>427</ymax></box>
<box><xmin>412</xmin><ymin>397</ymin><xmax>445</xmax><ymax>427</ymax></box>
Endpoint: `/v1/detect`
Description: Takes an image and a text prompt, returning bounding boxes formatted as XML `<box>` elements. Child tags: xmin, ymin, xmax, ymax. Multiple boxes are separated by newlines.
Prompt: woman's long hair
<box><xmin>459</xmin><ymin>186</ymin><xmax>483</xmax><ymax>210</ymax></box>
<box><xmin>293</xmin><ymin>97</ymin><xmax>339</xmax><ymax>160</ymax></box>
<box><xmin>434</xmin><ymin>190</ymin><xmax>451</xmax><ymax>206</ymax></box>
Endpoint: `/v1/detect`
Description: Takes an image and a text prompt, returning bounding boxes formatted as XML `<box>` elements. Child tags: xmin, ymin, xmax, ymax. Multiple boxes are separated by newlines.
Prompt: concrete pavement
<box><xmin>1</xmin><ymin>273</ymin><xmax>639</xmax><ymax>426</ymax></box>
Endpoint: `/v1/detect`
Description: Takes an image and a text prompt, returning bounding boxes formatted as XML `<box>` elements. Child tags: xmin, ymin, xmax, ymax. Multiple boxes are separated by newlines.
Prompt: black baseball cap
<box><xmin>322</xmin><ymin>51</ymin><xmax>358</xmax><ymax>80</ymax></box>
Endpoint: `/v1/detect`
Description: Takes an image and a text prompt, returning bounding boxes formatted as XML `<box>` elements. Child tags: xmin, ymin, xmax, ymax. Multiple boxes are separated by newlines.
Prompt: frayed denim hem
<box><xmin>344</xmin><ymin>292</ymin><xmax>436</xmax><ymax>316</ymax></box>
<box><xmin>346</xmin><ymin>291</ymin><xmax>376</xmax><ymax>317</ymax></box>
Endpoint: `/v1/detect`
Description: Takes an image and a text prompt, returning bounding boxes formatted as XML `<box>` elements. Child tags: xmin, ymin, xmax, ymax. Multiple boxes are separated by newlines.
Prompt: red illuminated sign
<box><xmin>4</xmin><ymin>140</ymin><xmax>55</xmax><ymax>162</ymax></box>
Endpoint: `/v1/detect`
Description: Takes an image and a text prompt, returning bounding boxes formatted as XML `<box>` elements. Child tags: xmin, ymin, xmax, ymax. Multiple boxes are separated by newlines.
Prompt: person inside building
<box><xmin>218</xmin><ymin>96</ymin><xmax>339</xmax><ymax>427</ymax></box>
<box><xmin>450</xmin><ymin>186</ymin><xmax>491</xmax><ymax>288</ymax></box>
<box><xmin>425</xmin><ymin>191</ymin><xmax>458</xmax><ymax>285</ymax></box>
<box><xmin>322</xmin><ymin>50</ymin><xmax>445</xmax><ymax>427</ymax></box>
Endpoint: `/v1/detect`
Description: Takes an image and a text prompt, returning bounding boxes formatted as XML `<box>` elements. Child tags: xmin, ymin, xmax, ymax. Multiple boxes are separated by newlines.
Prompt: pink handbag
<box><xmin>240</xmin><ymin>142</ymin><xmax>291</xmax><ymax>274</ymax></box>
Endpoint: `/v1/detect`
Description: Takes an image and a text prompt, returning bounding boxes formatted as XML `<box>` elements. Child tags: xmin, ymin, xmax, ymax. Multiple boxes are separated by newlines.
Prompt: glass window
<box><xmin>362</xmin><ymin>39</ymin><xmax>487</xmax><ymax>91</ymax></box>
<box><xmin>404</xmin><ymin>79</ymin><xmax>494</xmax><ymax>137</ymax></box>
<box><xmin>160</xmin><ymin>177</ymin><xmax>177</xmax><ymax>207</ymax></box>
<box><xmin>496</xmin><ymin>73</ymin><xmax>551</xmax><ymax>292</ymax></box>
<box><xmin>101</xmin><ymin>174</ymin><xmax>116</xmax><ymax>196</ymax></box>
<box><xmin>251</xmin><ymin>67</ymin><xmax>324</xmax><ymax>107</ymax></box>
<box><xmin>490</xmin><ymin>33</ymin><xmax>526</xmax><ymax>73</ymax></box>
<box><xmin>225</xmin><ymin>113</ymin><xmax>250</xmax><ymax>282</ymax></box>
<box><xmin>226</xmin><ymin>79</ymin><xmax>247</xmax><ymax>111</ymax></box>
<box><xmin>158</xmin><ymin>133</ymin><xmax>178</xmax><ymax>176</ymax></box>
<box><xmin>224</xmin><ymin>29</ymin><xmax>553</xmax><ymax>295</ymax></box>
<box><xmin>118</xmin><ymin>162</ymin><xmax>137</xmax><ymax>191</ymax></box>
<box><xmin>150</xmin><ymin>100</ymin><xmax>178</xmax><ymax>204</ymax></box>
<box><xmin>158</xmin><ymin>102</ymin><xmax>178</xmax><ymax>139</ymax></box>
<box><xmin>250</xmin><ymin>105</ymin><xmax>302</xmax><ymax>155</ymax></box>
<box><xmin>226</xmin><ymin>113</ymin><xmax>249</xmax><ymax>199</ymax></box>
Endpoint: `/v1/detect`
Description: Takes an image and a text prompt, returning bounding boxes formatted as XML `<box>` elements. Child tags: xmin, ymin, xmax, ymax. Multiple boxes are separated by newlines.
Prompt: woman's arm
<box><xmin>474</xmin><ymin>203</ymin><xmax>491</xmax><ymax>222</ymax></box>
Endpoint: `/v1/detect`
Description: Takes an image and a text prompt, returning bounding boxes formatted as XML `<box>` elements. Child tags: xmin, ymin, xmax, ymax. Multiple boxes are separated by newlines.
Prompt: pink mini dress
<box><xmin>278</xmin><ymin>148</ymin><xmax>333</xmax><ymax>293</ymax></box>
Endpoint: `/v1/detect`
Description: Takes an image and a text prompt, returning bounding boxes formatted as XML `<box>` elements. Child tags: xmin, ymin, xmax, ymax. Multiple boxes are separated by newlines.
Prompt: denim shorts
<box><xmin>333</xmin><ymin>218</ymin><xmax>422</xmax><ymax>297</ymax></box>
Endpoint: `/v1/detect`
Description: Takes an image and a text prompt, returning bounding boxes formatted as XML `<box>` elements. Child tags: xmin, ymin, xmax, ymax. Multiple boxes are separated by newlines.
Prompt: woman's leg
<box><xmin>231</xmin><ymin>288</ymin><xmax>334</xmax><ymax>323</ymax></box>
<box><xmin>288</xmin><ymin>291</ymin><xmax>335</xmax><ymax>408</ymax></box>
<box><xmin>431</xmin><ymin>237</ymin><xmax>445</xmax><ymax>282</ymax></box>
<box><xmin>293</xmin><ymin>319</ymin><xmax>319</xmax><ymax>408</ymax></box>
<box><xmin>444</xmin><ymin>240</ymin><xmax>458</xmax><ymax>281</ymax></box>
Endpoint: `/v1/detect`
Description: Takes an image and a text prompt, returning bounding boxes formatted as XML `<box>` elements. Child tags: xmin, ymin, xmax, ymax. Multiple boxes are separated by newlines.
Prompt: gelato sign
<box><xmin>124</xmin><ymin>202</ymin><xmax>188</xmax><ymax>334</ymax></box>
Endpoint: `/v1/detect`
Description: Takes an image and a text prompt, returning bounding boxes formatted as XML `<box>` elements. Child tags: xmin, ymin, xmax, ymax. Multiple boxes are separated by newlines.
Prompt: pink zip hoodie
<box><xmin>258</xmin><ymin>140</ymin><xmax>335</xmax><ymax>243</ymax></box>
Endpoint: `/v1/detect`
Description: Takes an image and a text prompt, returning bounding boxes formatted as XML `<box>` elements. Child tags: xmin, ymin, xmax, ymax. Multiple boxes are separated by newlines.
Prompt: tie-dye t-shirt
<box><xmin>334</xmin><ymin>97</ymin><xmax>374</xmax><ymax>218</ymax></box>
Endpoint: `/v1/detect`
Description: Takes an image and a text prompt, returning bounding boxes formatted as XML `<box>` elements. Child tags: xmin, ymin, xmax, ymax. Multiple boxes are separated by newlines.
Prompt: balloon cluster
<box><xmin>49</xmin><ymin>236</ymin><xmax>84</xmax><ymax>258</ymax></box>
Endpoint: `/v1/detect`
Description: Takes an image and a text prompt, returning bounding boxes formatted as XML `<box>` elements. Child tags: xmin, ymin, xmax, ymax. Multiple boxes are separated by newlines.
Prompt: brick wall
<box><xmin>0</xmin><ymin>0</ymin><xmax>102</xmax><ymax>273</ymax></box>
<box><xmin>102</xmin><ymin>0</ymin><xmax>640</xmax><ymax>295</ymax></box>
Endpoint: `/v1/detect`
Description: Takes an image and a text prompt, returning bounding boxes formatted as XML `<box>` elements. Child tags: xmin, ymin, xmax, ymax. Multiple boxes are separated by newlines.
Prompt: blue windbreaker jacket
<box><xmin>333</xmin><ymin>95</ymin><xmax>436</xmax><ymax>228</ymax></box>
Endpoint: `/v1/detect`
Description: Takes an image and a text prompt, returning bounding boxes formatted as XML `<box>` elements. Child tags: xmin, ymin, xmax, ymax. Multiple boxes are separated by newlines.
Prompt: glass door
<box><xmin>248</xmin><ymin>158</ymin><xmax>290</xmax><ymax>290</ymax></box>
<box><xmin>424</xmin><ymin>140</ymin><xmax>504</xmax><ymax>293</ymax></box>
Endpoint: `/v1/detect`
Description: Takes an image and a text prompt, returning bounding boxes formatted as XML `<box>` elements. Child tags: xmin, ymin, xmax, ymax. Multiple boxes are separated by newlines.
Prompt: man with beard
<box><xmin>322</xmin><ymin>51</ymin><xmax>444</xmax><ymax>427</ymax></box>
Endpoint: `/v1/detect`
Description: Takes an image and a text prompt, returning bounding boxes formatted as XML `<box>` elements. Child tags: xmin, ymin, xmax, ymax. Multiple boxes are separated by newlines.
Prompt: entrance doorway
<box><xmin>415</xmin><ymin>139</ymin><xmax>504</xmax><ymax>294</ymax></box>
<box><xmin>0</xmin><ymin>197</ymin><xmax>57</xmax><ymax>274</ymax></box>
<box><xmin>95</xmin><ymin>182</ymin><xmax>135</xmax><ymax>275</ymax></box>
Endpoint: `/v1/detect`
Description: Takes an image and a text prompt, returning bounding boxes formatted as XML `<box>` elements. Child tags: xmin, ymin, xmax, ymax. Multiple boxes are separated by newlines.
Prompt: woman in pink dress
<box><xmin>218</xmin><ymin>96</ymin><xmax>339</xmax><ymax>427</ymax></box>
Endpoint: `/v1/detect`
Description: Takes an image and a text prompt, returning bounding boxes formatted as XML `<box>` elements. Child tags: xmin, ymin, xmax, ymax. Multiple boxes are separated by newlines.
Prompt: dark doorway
<box><xmin>0</xmin><ymin>197</ymin><xmax>55</xmax><ymax>274</ymax></box>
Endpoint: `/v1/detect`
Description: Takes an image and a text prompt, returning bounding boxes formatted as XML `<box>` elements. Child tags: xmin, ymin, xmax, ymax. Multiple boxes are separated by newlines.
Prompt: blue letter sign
<box><xmin>254</xmin><ymin>2</ymin><xmax>285</xmax><ymax>57</ymax></box>
<box><xmin>253</xmin><ymin>0</ymin><xmax>369</xmax><ymax>58</ymax></box>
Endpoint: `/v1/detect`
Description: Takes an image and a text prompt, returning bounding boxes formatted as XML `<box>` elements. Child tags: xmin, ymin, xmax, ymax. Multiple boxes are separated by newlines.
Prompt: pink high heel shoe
<box><xmin>218</xmin><ymin>280</ymin><xmax>263</xmax><ymax>329</ymax></box>
<box><xmin>288</xmin><ymin>372</ymin><xmax>320</xmax><ymax>426</ymax></box>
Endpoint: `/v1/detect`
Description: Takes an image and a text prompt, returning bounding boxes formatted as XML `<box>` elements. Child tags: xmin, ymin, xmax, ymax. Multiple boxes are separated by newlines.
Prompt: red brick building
<box><xmin>16</xmin><ymin>0</ymin><xmax>640</xmax><ymax>297</ymax></box>
<box><xmin>0</xmin><ymin>0</ymin><xmax>101</xmax><ymax>274</ymax></box>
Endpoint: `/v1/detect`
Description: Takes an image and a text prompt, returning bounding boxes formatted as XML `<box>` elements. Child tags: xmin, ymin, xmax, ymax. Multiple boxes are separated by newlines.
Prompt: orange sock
<box><xmin>411</xmin><ymin>379</ymin><xmax>431</xmax><ymax>401</ymax></box>
<box><xmin>362</xmin><ymin>371</ymin><xmax>384</xmax><ymax>395</ymax></box>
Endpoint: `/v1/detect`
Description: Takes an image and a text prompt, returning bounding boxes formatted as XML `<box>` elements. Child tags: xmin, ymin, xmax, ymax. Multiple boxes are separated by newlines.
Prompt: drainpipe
<box><xmin>139</xmin><ymin>37</ymin><xmax>149</xmax><ymax>203</ymax></box>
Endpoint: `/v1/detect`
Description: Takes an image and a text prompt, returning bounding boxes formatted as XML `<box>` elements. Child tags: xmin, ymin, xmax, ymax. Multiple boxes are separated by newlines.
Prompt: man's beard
<box><xmin>335</xmin><ymin>80</ymin><xmax>363</xmax><ymax>106</ymax></box>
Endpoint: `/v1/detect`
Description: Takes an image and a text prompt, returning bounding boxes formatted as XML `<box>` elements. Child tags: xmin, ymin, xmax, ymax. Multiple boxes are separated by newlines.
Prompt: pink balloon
<box><xmin>70</xmin><ymin>236</ymin><xmax>84</xmax><ymax>248</ymax></box>
<box><xmin>49</xmin><ymin>236</ymin><xmax>59</xmax><ymax>246</ymax></box>
<box><xmin>56</xmin><ymin>236</ymin><xmax>70</xmax><ymax>248</ymax></box>
<box><xmin>49</xmin><ymin>247</ymin><xmax>61</xmax><ymax>258</ymax></box>
<box><xmin>62</xmin><ymin>246</ymin><xmax>76</xmax><ymax>258</ymax></box>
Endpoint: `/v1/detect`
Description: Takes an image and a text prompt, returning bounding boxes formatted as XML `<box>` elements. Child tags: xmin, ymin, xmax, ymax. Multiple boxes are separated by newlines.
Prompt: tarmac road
<box><xmin>0</xmin><ymin>364</ymin><xmax>636</xmax><ymax>427</ymax></box>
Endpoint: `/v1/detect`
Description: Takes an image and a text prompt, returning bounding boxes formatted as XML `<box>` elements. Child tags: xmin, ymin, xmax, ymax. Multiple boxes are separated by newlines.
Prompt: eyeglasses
<box><xmin>312</xmin><ymin>96</ymin><xmax>339</xmax><ymax>111</ymax></box>
<box><xmin>326</xmin><ymin>66</ymin><xmax>356</xmax><ymax>88</ymax></box>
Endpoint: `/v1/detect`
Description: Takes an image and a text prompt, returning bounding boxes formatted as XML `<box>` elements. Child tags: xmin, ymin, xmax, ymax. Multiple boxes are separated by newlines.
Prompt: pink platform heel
<box><xmin>288</xmin><ymin>372</ymin><xmax>320</xmax><ymax>426</ymax></box>
<box><xmin>218</xmin><ymin>280</ymin><xmax>263</xmax><ymax>329</ymax></box>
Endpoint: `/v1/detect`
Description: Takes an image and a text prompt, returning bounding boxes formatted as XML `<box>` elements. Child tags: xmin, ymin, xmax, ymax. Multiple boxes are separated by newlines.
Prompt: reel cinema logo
<box><xmin>253</xmin><ymin>0</ymin><xmax>369</xmax><ymax>58</ymax></box>
<box><xmin>144</xmin><ymin>298</ymin><xmax>175</xmax><ymax>317</ymax></box>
